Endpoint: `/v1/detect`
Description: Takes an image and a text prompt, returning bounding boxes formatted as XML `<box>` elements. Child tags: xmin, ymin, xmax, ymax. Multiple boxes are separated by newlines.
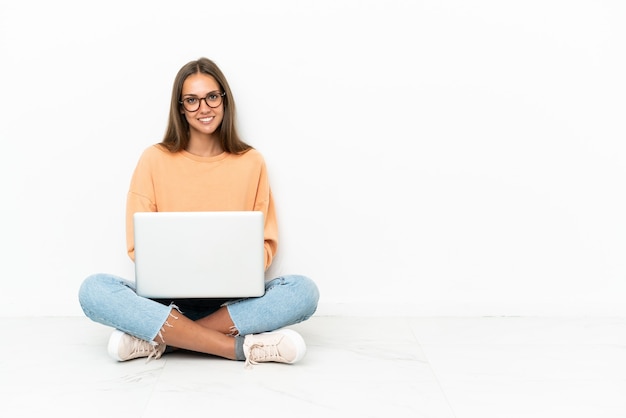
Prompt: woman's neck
<box><xmin>186</xmin><ymin>135</ymin><xmax>224</xmax><ymax>157</ymax></box>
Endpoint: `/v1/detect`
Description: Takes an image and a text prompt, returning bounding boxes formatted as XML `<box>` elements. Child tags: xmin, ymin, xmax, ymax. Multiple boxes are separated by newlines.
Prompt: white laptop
<box><xmin>133</xmin><ymin>211</ymin><xmax>266</xmax><ymax>298</ymax></box>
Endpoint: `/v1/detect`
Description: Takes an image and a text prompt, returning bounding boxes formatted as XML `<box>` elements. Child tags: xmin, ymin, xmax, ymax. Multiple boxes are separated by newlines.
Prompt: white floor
<box><xmin>1</xmin><ymin>316</ymin><xmax>624</xmax><ymax>417</ymax></box>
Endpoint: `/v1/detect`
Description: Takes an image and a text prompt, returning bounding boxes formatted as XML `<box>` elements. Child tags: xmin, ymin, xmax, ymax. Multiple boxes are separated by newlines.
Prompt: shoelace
<box><xmin>146</xmin><ymin>344</ymin><xmax>164</xmax><ymax>362</ymax></box>
<box><xmin>244</xmin><ymin>342</ymin><xmax>281</xmax><ymax>368</ymax></box>
<box><xmin>129</xmin><ymin>337</ymin><xmax>164</xmax><ymax>363</ymax></box>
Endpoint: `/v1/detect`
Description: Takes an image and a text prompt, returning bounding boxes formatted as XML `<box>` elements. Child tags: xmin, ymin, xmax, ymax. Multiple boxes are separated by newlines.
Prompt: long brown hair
<box><xmin>160</xmin><ymin>58</ymin><xmax>252</xmax><ymax>154</ymax></box>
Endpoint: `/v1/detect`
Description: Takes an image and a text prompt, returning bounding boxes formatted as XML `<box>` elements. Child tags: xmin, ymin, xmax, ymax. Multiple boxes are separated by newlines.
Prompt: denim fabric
<box><xmin>78</xmin><ymin>273</ymin><xmax>319</xmax><ymax>342</ymax></box>
<box><xmin>225</xmin><ymin>276</ymin><xmax>320</xmax><ymax>335</ymax></box>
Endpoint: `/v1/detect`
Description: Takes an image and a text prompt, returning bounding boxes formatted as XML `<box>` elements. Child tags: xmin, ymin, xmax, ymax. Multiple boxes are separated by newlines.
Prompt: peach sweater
<box><xmin>125</xmin><ymin>144</ymin><xmax>278</xmax><ymax>270</ymax></box>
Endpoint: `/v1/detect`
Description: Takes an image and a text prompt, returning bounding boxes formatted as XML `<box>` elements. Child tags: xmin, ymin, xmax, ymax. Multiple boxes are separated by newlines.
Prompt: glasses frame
<box><xmin>179</xmin><ymin>91</ymin><xmax>226</xmax><ymax>112</ymax></box>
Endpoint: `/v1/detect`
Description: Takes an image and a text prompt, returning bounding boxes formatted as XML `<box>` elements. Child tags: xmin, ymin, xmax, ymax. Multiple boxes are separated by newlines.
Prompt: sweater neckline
<box><xmin>180</xmin><ymin>149</ymin><xmax>229</xmax><ymax>163</ymax></box>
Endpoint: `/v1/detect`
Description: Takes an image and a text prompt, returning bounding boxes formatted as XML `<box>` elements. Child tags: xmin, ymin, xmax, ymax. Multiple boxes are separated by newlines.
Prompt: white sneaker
<box><xmin>243</xmin><ymin>329</ymin><xmax>306</xmax><ymax>367</ymax></box>
<box><xmin>107</xmin><ymin>330</ymin><xmax>166</xmax><ymax>362</ymax></box>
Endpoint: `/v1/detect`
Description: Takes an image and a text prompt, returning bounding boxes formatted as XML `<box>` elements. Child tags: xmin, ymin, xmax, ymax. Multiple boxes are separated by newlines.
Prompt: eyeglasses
<box><xmin>179</xmin><ymin>91</ymin><xmax>226</xmax><ymax>112</ymax></box>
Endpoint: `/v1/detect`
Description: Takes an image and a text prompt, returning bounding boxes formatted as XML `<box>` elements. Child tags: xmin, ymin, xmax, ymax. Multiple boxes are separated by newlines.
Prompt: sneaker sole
<box><xmin>107</xmin><ymin>329</ymin><xmax>125</xmax><ymax>361</ymax></box>
<box><xmin>278</xmin><ymin>328</ymin><xmax>307</xmax><ymax>363</ymax></box>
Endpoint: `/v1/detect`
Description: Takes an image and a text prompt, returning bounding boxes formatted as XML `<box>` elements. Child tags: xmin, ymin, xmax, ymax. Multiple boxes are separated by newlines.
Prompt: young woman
<box><xmin>78</xmin><ymin>57</ymin><xmax>319</xmax><ymax>366</ymax></box>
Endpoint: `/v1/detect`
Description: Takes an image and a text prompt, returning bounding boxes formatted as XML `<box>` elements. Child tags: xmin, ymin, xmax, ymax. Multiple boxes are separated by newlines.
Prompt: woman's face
<box><xmin>180</xmin><ymin>73</ymin><xmax>224</xmax><ymax>138</ymax></box>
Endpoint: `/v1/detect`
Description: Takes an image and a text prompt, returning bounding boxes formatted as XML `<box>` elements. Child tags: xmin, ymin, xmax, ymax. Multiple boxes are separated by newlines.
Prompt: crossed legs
<box><xmin>156</xmin><ymin>306</ymin><xmax>238</xmax><ymax>360</ymax></box>
<box><xmin>79</xmin><ymin>273</ymin><xmax>319</xmax><ymax>363</ymax></box>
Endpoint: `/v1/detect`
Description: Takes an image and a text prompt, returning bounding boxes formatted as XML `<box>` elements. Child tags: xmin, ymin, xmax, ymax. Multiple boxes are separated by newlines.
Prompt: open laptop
<box><xmin>133</xmin><ymin>211</ymin><xmax>266</xmax><ymax>299</ymax></box>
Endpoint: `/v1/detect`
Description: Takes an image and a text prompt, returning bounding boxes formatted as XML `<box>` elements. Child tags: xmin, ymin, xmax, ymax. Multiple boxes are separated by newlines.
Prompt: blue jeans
<box><xmin>78</xmin><ymin>273</ymin><xmax>319</xmax><ymax>342</ymax></box>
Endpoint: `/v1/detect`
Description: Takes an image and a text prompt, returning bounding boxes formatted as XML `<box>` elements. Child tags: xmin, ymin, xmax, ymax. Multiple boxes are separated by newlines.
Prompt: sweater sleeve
<box><xmin>125</xmin><ymin>148</ymin><xmax>157</xmax><ymax>261</ymax></box>
<box><xmin>254</xmin><ymin>157</ymin><xmax>279</xmax><ymax>271</ymax></box>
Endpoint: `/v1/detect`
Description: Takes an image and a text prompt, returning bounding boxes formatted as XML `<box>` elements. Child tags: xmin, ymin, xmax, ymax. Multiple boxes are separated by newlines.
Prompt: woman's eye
<box><xmin>185</xmin><ymin>98</ymin><xmax>198</xmax><ymax>104</ymax></box>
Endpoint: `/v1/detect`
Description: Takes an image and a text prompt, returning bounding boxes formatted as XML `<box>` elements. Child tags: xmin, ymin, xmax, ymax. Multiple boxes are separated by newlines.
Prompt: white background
<box><xmin>1</xmin><ymin>0</ymin><xmax>624</xmax><ymax>317</ymax></box>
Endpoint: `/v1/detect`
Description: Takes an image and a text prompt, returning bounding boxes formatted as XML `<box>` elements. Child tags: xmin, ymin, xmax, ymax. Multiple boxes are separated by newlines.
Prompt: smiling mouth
<box><xmin>198</xmin><ymin>117</ymin><xmax>214</xmax><ymax>123</ymax></box>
